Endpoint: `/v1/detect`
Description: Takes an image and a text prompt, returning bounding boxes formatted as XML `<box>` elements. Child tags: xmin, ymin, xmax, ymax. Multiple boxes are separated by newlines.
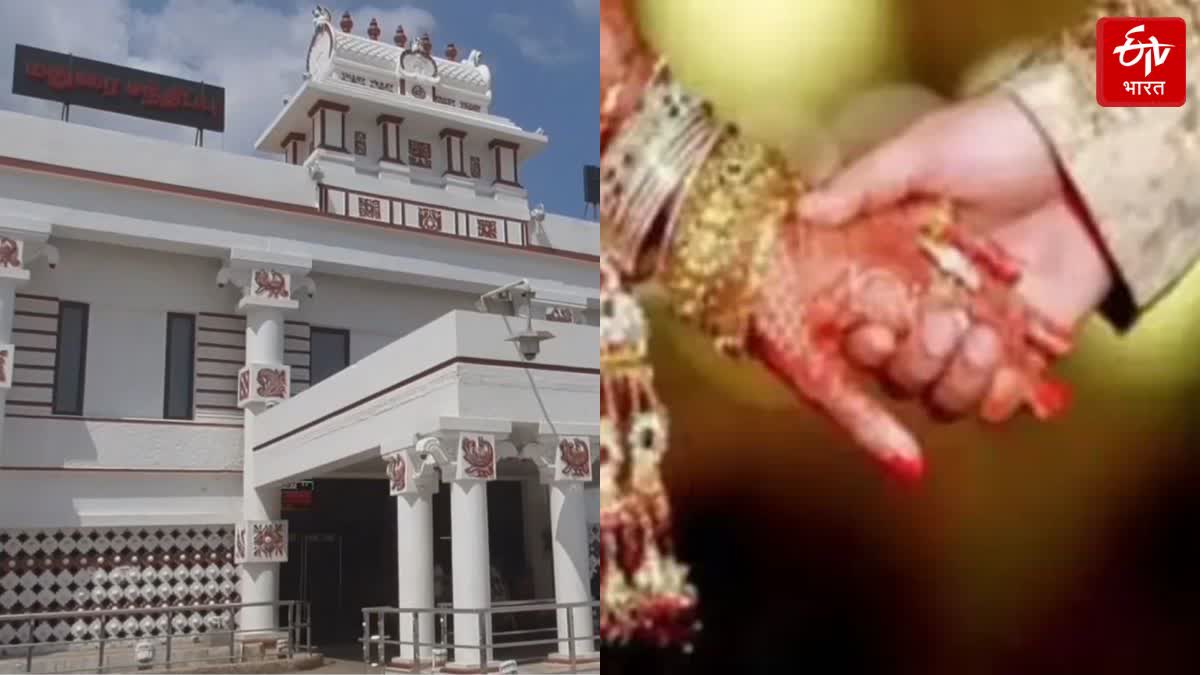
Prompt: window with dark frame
<box><xmin>52</xmin><ymin>301</ymin><xmax>89</xmax><ymax>415</ymax></box>
<box><xmin>163</xmin><ymin>313</ymin><xmax>196</xmax><ymax>420</ymax></box>
<box><xmin>309</xmin><ymin>327</ymin><xmax>350</xmax><ymax>385</ymax></box>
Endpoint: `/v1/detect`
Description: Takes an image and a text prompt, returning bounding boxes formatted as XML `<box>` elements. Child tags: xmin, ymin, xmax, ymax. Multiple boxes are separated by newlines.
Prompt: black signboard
<box><xmin>281</xmin><ymin>480</ymin><xmax>315</xmax><ymax>511</ymax></box>
<box><xmin>583</xmin><ymin>164</ymin><xmax>599</xmax><ymax>206</ymax></box>
<box><xmin>12</xmin><ymin>44</ymin><xmax>225</xmax><ymax>132</ymax></box>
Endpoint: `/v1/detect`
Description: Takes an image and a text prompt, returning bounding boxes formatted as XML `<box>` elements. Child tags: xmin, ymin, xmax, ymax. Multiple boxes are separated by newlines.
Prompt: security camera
<box><xmin>41</xmin><ymin>245</ymin><xmax>59</xmax><ymax>270</ymax></box>
<box><xmin>506</xmin><ymin>329</ymin><xmax>554</xmax><ymax>361</ymax></box>
<box><xmin>295</xmin><ymin>277</ymin><xmax>317</xmax><ymax>300</ymax></box>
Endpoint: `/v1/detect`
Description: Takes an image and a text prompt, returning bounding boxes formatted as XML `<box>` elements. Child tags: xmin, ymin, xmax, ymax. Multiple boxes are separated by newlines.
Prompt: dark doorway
<box><xmin>281</xmin><ymin>533</ymin><xmax>342</xmax><ymax>644</ymax></box>
<box><xmin>280</xmin><ymin>479</ymin><xmax>397</xmax><ymax>646</ymax></box>
<box><xmin>488</xmin><ymin>480</ymin><xmax>531</xmax><ymax>602</ymax></box>
<box><xmin>278</xmin><ymin>477</ymin><xmax>541</xmax><ymax>649</ymax></box>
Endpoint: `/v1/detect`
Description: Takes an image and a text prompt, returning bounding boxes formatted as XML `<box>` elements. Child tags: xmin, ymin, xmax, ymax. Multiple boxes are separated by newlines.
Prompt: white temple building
<box><xmin>0</xmin><ymin>8</ymin><xmax>598</xmax><ymax>673</ymax></box>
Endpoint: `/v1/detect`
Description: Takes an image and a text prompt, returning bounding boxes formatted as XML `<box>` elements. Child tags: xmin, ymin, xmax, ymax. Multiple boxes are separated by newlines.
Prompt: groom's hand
<box><xmin>802</xmin><ymin>94</ymin><xmax>1113</xmax><ymax>419</ymax></box>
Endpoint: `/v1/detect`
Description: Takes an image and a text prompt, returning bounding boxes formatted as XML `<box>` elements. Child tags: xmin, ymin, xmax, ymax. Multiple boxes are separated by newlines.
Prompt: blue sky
<box><xmin>0</xmin><ymin>0</ymin><xmax>598</xmax><ymax>218</ymax></box>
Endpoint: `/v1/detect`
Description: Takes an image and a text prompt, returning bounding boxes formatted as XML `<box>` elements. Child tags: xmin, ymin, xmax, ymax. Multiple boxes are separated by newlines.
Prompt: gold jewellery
<box><xmin>600</xmin><ymin>58</ymin><xmax>798</xmax><ymax>356</ymax></box>
<box><xmin>599</xmin><ymin>50</ymin><xmax>799</xmax><ymax>648</ymax></box>
<box><xmin>659</xmin><ymin>132</ymin><xmax>797</xmax><ymax>357</ymax></box>
<box><xmin>600</xmin><ymin>60</ymin><xmax>724</xmax><ymax>279</ymax></box>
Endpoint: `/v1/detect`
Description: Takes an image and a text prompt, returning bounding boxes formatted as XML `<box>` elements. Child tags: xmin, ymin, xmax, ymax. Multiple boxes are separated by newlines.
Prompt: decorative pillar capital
<box><xmin>233</xmin><ymin>520</ymin><xmax>289</xmax><ymax>564</ymax></box>
<box><xmin>0</xmin><ymin>344</ymin><xmax>13</xmax><ymax>390</ymax></box>
<box><xmin>425</xmin><ymin>431</ymin><xmax>501</xmax><ymax>483</ymax></box>
<box><xmin>383</xmin><ymin>444</ymin><xmax>439</xmax><ymax>496</ymax></box>
<box><xmin>417</xmin><ymin>426</ymin><xmax>523</xmax><ymax>483</ymax></box>
<box><xmin>532</xmin><ymin>433</ymin><xmax>596</xmax><ymax>485</ymax></box>
<box><xmin>219</xmin><ymin>249</ymin><xmax>315</xmax><ymax>314</ymax></box>
<box><xmin>0</xmin><ymin>237</ymin><xmax>59</xmax><ymax>287</ymax></box>
<box><xmin>236</xmin><ymin>364</ymin><xmax>290</xmax><ymax>410</ymax></box>
<box><xmin>414</xmin><ymin>434</ymin><xmax>450</xmax><ymax>463</ymax></box>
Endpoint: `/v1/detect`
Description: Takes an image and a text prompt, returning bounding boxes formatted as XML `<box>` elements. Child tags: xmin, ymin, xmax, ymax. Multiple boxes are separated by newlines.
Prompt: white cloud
<box><xmin>569</xmin><ymin>0</ymin><xmax>599</xmax><ymax>19</ymax></box>
<box><xmin>0</xmin><ymin>1</ymin><xmax>434</xmax><ymax>155</ymax></box>
<box><xmin>490</xmin><ymin>11</ymin><xmax>581</xmax><ymax>67</ymax></box>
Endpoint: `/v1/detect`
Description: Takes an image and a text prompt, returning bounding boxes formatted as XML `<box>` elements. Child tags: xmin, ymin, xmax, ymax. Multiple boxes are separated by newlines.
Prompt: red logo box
<box><xmin>1096</xmin><ymin>16</ymin><xmax>1186</xmax><ymax>107</ymax></box>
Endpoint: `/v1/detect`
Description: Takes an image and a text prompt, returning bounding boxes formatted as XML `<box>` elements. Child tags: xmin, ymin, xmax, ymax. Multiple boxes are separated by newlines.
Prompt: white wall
<box><xmin>3</xmin><ymin>417</ymin><xmax>241</xmax><ymax>470</ymax></box>
<box><xmin>11</xmin><ymin>239</ymin><xmax>497</xmax><ymax>419</ymax></box>
<box><xmin>0</xmin><ymin>470</ymin><xmax>241</xmax><ymax>529</ymax></box>
<box><xmin>585</xmin><ymin>486</ymin><xmax>598</xmax><ymax>525</ymax></box>
<box><xmin>298</xmin><ymin>272</ymin><xmax>478</xmax><ymax>363</ymax></box>
<box><xmin>23</xmin><ymin>239</ymin><xmax>232</xmax><ymax>419</ymax></box>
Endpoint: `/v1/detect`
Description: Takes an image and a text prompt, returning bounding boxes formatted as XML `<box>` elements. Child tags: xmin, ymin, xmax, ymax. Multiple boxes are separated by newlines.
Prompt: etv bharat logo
<box><xmin>1114</xmin><ymin>24</ymin><xmax>1174</xmax><ymax>77</ymax></box>
<box><xmin>1097</xmin><ymin>17</ymin><xmax>1187</xmax><ymax>107</ymax></box>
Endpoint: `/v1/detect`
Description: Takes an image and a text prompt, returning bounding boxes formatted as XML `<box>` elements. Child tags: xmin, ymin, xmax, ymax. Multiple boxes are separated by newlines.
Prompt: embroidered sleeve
<box><xmin>996</xmin><ymin>1</ymin><xmax>1200</xmax><ymax>326</ymax></box>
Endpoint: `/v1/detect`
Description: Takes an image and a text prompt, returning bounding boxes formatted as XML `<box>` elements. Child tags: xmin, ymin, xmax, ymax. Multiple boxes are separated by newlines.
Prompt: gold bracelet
<box><xmin>658</xmin><ymin>131</ymin><xmax>798</xmax><ymax>357</ymax></box>
<box><xmin>600</xmin><ymin>61</ymin><xmax>724</xmax><ymax>279</ymax></box>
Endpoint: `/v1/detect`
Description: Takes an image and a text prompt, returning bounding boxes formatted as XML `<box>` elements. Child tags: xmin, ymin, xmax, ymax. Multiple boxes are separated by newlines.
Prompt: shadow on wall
<box><xmin>0</xmin><ymin>418</ymin><xmax>241</xmax><ymax>528</ymax></box>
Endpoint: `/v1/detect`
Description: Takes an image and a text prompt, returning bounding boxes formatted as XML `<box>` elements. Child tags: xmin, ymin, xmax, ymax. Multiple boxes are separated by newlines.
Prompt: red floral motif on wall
<box><xmin>238</xmin><ymin>370</ymin><xmax>250</xmax><ymax>402</ymax></box>
<box><xmin>477</xmin><ymin>219</ymin><xmax>497</xmax><ymax>239</ymax></box>
<box><xmin>353</xmin><ymin>131</ymin><xmax>367</xmax><ymax>156</ymax></box>
<box><xmin>253</xmin><ymin>270</ymin><xmax>288</xmax><ymax>299</ymax></box>
<box><xmin>388</xmin><ymin>455</ymin><xmax>406</xmax><ymax>493</ymax></box>
<box><xmin>411</xmin><ymin>84</ymin><xmax>426</xmax><ymax>99</ymax></box>
<box><xmin>256</xmin><ymin>368</ymin><xmax>288</xmax><ymax>399</ymax></box>
<box><xmin>251</xmin><ymin>522</ymin><xmax>286</xmax><ymax>559</ymax></box>
<box><xmin>0</xmin><ymin>238</ymin><xmax>20</xmax><ymax>268</ymax></box>
<box><xmin>460</xmin><ymin>435</ymin><xmax>496</xmax><ymax>479</ymax></box>
<box><xmin>470</xmin><ymin>156</ymin><xmax>481</xmax><ymax>178</ymax></box>
<box><xmin>546</xmin><ymin>307</ymin><xmax>574</xmax><ymax>323</ymax></box>
<box><xmin>559</xmin><ymin>438</ymin><xmax>592</xmax><ymax>478</ymax></box>
<box><xmin>418</xmin><ymin>208</ymin><xmax>442</xmax><ymax>232</ymax></box>
<box><xmin>358</xmin><ymin>197</ymin><xmax>381</xmax><ymax>220</ymax></box>
<box><xmin>408</xmin><ymin>139</ymin><xmax>432</xmax><ymax>168</ymax></box>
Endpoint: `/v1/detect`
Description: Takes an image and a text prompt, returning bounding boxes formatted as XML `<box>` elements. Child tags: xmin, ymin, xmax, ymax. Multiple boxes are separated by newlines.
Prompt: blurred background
<box><xmin>607</xmin><ymin>1</ymin><xmax>1200</xmax><ymax>673</ymax></box>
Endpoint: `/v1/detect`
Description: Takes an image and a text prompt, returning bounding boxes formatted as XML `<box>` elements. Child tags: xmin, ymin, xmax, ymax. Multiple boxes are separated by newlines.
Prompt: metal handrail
<box><xmin>435</xmin><ymin>597</ymin><xmax>558</xmax><ymax>608</ymax></box>
<box><xmin>0</xmin><ymin>599</ymin><xmax>312</xmax><ymax>674</ymax></box>
<box><xmin>364</xmin><ymin>600</ymin><xmax>595</xmax><ymax>615</ymax></box>
<box><xmin>361</xmin><ymin>600</ymin><xmax>599</xmax><ymax>674</ymax></box>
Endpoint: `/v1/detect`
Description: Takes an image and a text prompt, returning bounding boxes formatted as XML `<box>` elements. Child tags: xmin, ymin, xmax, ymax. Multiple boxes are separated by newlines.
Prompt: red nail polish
<box><xmin>1031</xmin><ymin>380</ymin><xmax>1072</xmax><ymax>419</ymax></box>
<box><xmin>885</xmin><ymin>454</ymin><xmax>924</xmax><ymax>482</ymax></box>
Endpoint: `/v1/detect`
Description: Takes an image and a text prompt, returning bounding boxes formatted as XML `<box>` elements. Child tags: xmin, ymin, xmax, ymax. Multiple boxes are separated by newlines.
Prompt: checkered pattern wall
<box><xmin>0</xmin><ymin>525</ymin><xmax>240</xmax><ymax>648</ymax></box>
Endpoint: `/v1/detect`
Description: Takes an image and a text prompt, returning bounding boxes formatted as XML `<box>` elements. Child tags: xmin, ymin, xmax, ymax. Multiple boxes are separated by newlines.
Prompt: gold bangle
<box><xmin>600</xmin><ymin>60</ymin><xmax>723</xmax><ymax>279</ymax></box>
<box><xmin>658</xmin><ymin>131</ymin><xmax>798</xmax><ymax>357</ymax></box>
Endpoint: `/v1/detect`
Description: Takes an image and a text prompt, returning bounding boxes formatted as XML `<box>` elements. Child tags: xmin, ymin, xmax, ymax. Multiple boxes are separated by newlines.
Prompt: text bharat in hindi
<box><xmin>1123</xmin><ymin>80</ymin><xmax>1167</xmax><ymax>95</ymax></box>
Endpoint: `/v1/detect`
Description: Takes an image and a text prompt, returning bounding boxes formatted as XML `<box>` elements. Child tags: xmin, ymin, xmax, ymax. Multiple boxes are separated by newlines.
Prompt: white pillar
<box><xmin>246</xmin><ymin>309</ymin><xmax>285</xmax><ymax>364</ymax></box>
<box><xmin>548</xmin><ymin>481</ymin><xmax>598</xmax><ymax>660</ymax></box>
<box><xmin>0</xmin><ymin>281</ymin><xmax>17</xmax><ymax>342</ymax></box>
<box><xmin>239</xmin><ymin>306</ymin><xmax>285</xmax><ymax>633</ymax></box>
<box><xmin>450</xmin><ymin>478</ymin><xmax>493</xmax><ymax>669</ymax></box>
<box><xmin>0</xmin><ymin>280</ymin><xmax>18</xmax><ymax>456</ymax></box>
<box><xmin>395</xmin><ymin>491</ymin><xmax>435</xmax><ymax>663</ymax></box>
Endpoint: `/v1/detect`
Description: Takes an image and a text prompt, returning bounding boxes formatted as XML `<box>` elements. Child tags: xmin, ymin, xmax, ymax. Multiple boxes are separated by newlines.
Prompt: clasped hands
<box><xmin>802</xmin><ymin>93</ymin><xmax>1113</xmax><ymax>420</ymax></box>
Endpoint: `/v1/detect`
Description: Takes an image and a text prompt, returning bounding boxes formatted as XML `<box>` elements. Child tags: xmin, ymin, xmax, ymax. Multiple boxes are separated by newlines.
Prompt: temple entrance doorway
<box><xmin>276</xmin><ymin>463</ymin><xmax>557</xmax><ymax>653</ymax></box>
<box><xmin>286</xmin><ymin>533</ymin><xmax>342</xmax><ymax>644</ymax></box>
<box><xmin>280</xmin><ymin>478</ymin><xmax>396</xmax><ymax>647</ymax></box>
